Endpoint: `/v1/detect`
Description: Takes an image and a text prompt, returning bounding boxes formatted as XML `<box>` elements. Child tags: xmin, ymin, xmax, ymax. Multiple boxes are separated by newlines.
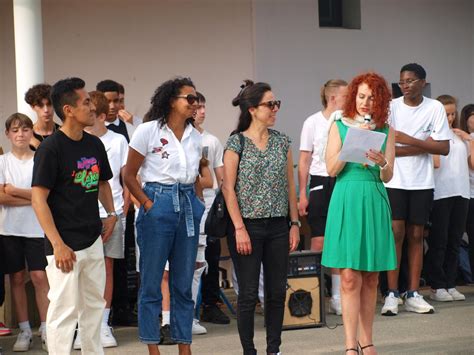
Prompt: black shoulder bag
<box><xmin>204</xmin><ymin>133</ymin><xmax>245</xmax><ymax>238</ymax></box>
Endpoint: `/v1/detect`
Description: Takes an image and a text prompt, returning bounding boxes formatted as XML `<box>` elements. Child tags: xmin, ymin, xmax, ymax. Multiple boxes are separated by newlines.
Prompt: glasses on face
<box><xmin>398</xmin><ymin>79</ymin><xmax>420</xmax><ymax>87</ymax></box>
<box><xmin>175</xmin><ymin>94</ymin><xmax>199</xmax><ymax>105</ymax></box>
<box><xmin>257</xmin><ymin>100</ymin><xmax>281</xmax><ymax>110</ymax></box>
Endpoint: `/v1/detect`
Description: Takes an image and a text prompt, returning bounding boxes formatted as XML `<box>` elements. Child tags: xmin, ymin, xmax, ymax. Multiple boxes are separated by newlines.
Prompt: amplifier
<box><xmin>283</xmin><ymin>251</ymin><xmax>325</xmax><ymax>330</ymax></box>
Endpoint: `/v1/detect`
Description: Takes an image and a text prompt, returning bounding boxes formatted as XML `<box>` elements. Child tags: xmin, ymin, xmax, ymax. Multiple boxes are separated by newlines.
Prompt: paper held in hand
<box><xmin>338</xmin><ymin>127</ymin><xmax>386</xmax><ymax>166</ymax></box>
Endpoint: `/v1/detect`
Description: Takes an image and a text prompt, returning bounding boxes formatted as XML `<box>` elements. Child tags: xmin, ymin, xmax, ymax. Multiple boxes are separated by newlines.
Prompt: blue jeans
<box><xmin>136</xmin><ymin>182</ymin><xmax>204</xmax><ymax>344</ymax></box>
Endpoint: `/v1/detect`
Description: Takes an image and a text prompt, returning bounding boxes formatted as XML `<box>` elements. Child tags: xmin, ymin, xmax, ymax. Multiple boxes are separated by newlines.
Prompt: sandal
<box><xmin>345</xmin><ymin>348</ymin><xmax>359</xmax><ymax>354</ymax></box>
<box><xmin>358</xmin><ymin>342</ymin><xmax>374</xmax><ymax>354</ymax></box>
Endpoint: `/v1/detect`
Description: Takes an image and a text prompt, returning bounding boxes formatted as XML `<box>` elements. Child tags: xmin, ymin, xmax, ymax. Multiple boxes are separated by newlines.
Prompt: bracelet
<box><xmin>380</xmin><ymin>160</ymin><xmax>389</xmax><ymax>170</ymax></box>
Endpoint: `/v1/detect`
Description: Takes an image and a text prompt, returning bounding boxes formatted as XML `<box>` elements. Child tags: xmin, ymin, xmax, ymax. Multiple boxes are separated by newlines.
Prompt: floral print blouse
<box><xmin>225</xmin><ymin>129</ymin><xmax>291</xmax><ymax>219</ymax></box>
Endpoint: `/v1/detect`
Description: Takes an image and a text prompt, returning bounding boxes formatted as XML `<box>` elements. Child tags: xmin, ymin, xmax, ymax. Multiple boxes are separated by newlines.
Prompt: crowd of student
<box><xmin>0</xmin><ymin>61</ymin><xmax>472</xmax><ymax>355</ymax></box>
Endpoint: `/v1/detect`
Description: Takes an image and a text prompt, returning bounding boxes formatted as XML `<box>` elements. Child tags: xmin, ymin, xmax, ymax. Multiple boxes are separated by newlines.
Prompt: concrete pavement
<box><xmin>1</xmin><ymin>286</ymin><xmax>473</xmax><ymax>354</ymax></box>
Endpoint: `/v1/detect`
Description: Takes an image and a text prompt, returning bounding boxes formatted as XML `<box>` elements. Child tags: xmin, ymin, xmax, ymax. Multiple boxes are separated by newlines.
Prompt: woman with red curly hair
<box><xmin>322</xmin><ymin>72</ymin><xmax>397</xmax><ymax>354</ymax></box>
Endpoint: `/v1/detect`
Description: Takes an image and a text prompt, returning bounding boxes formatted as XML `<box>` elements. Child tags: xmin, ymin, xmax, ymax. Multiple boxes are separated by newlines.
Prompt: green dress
<box><xmin>321</xmin><ymin>121</ymin><xmax>397</xmax><ymax>271</ymax></box>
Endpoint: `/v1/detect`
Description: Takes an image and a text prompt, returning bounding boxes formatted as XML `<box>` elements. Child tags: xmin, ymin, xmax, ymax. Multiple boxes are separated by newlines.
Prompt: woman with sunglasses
<box><xmin>124</xmin><ymin>77</ymin><xmax>204</xmax><ymax>355</ymax></box>
<box><xmin>322</xmin><ymin>72</ymin><xmax>396</xmax><ymax>354</ymax></box>
<box><xmin>222</xmin><ymin>80</ymin><xmax>299</xmax><ymax>355</ymax></box>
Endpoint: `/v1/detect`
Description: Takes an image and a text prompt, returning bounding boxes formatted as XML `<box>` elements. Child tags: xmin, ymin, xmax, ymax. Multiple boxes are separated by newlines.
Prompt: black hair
<box><xmin>51</xmin><ymin>77</ymin><xmax>85</xmax><ymax>121</ymax></box>
<box><xmin>460</xmin><ymin>104</ymin><xmax>474</xmax><ymax>134</ymax></box>
<box><xmin>118</xmin><ymin>84</ymin><xmax>125</xmax><ymax>94</ymax></box>
<box><xmin>24</xmin><ymin>84</ymin><xmax>52</xmax><ymax>106</ymax></box>
<box><xmin>143</xmin><ymin>77</ymin><xmax>195</xmax><ymax>126</ymax></box>
<box><xmin>196</xmin><ymin>91</ymin><xmax>206</xmax><ymax>104</ymax></box>
<box><xmin>232</xmin><ymin>79</ymin><xmax>271</xmax><ymax>132</ymax></box>
<box><xmin>96</xmin><ymin>79</ymin><xmax>121</xmax><ymax>94</ymax></box>
<box><xmin>400</xmin><ymin>63</ymin><xmax>426</xmax><ymax>80</ymax></box>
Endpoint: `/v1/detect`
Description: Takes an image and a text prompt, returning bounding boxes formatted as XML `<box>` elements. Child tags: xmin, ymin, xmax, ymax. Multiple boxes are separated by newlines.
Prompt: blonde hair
<box><xmin>436</xmin><ymin>94</ymin><xmax>458</xmax><ymax>128</ymax></box>
<box><xmin>320</xmin><ymin>79</ymin><xmax>347</xmax><ymax>108</ymax></box>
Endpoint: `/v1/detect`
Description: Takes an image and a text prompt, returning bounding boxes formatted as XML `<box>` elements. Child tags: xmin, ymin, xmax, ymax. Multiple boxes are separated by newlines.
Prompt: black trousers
<box><xmin>228</xmin><ymin>217</ymin><xmax>289</xmax><ymax>355</ymax></box>
<box><xmin>201</xmin><ymin>236</ymin><xmax>221</xmax><ymax>306</ymax></box>
<box><xmin>0</xmin><ymin>237</ymin><xmax>4</xmax><ymax>306</ymax></box>
<box><xmin>426</xmin><ymin>196</ymin><xmax>469</xmax><ymax>289</ymax></box>
<box><xmin>112</xmin><ymin>209</ymin><xmax>137</xmax><ymax>311</ymax></box>
<box><xmin>466</xmin><ymin>198</ymin><xmax>474</xmax><ymax>278</ymax></box>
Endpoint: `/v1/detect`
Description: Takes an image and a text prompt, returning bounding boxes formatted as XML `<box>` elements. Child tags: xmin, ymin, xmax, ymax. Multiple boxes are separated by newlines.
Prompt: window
<box><xmin>318</xmin><ymin>0</ymin><xmax>361</xmax><ymax>29</ymax></box>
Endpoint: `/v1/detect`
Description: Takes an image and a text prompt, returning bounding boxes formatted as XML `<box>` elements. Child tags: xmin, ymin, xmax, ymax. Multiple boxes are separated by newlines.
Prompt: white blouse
<box><xmin>129</xmin><ymin>121</ymin><xmax>202</xmax><ymax>184</ymax></box>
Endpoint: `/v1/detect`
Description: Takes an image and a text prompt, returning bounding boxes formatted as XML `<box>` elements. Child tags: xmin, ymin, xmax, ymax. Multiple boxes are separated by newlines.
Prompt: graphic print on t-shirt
<box><xmin>152</xmin><ymin>137</ymin><xmax>170</xmax><ymax>159</ymax></box>
<box><xmin>72</xmin><ymin>157</ymin><xmax>100</xmax><ymax>191</ymax></box>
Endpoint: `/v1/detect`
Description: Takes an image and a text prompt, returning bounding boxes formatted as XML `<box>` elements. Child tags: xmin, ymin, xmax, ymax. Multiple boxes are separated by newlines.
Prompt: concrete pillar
<box><xmin>13</xmin><ymin>0</ymin><xmax>44</xmax><ymax>120</ymax></box>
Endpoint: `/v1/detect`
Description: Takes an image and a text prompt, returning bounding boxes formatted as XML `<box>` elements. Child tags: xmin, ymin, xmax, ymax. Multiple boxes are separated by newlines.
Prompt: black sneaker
<box><xmin>111</xmin><ymin>307</ymin><xmax>138</xmax><ymax>327</ymax></box>
<box><xmin>160</xmin><ymin>325</ymin><xmax>176</xmax><ymax>345</ymax></box>
<box><xmin>201</xmin><ymin>305</ymin><xmax>230</xmax><ymax>324</ymax></box>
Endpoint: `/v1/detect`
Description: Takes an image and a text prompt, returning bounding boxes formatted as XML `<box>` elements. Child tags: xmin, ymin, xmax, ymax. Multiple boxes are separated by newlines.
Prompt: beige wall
<box><xmin>0</xmin><ymin>0</ymin><xmax>255</xmax><ymax>150</ymax></box>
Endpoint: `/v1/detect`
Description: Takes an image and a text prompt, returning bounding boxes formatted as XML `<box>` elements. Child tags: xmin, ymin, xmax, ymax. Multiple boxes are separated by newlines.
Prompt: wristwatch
<box><xmin>289</xmin><ymin>220</ymin><xmax>301</xmax><ymax>228</ymax></box>
<box><xmin>107</xmin><ymin>211</ymin><xmax>118</xmax><ymax>218</ymax></box>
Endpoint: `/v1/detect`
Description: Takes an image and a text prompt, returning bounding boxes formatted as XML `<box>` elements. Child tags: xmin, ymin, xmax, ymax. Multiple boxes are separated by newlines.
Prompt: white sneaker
<box><xmin>13</xmin><ymin>330</ymin><xmax>32</xmax><ymax>352</ymax></box>
<box><xmin>73</xmin><ymin>330</ymin><xmax>81</xmax><ymax>350</ymax></box>
<box><xmin>381</xmin><ymin>292</ymin><xmax>399</xmax><ymax>316</ymax></box>
<box><xmin>329</xmin><ymin>297</ymin><xmax>342</xmax><ymax>315</ymax></box>
<box><xmin>41</xmin><ymin>328</ymin><xmax>48</xmax><ymax>352</ymax></box>
<box><xmin>405</xmin><ymin>291</ymin><xmax>435</xmax><ymax>313</ymax></box>
<box><xmin>101</xmin><ymin>326</ymin><xmax>118</xmax><ymax>348</ymax></box>
<box><xmin>447</xmin><ymin>288</ymin><xmax>466</xmax><ymax>301</ymax></box>
<box><xmin>192</xmin><ymin>319</ymin><xmax>207</xmax><ymax>335</ymax></box>
<box><xmin>430</xmin><ymin>288</ymin><xmax>454</xmax><ymax>302</ymax></box>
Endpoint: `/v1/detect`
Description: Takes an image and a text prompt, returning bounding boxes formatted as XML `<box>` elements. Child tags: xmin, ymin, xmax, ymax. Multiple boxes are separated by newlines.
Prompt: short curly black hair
<box><xmin>144</xmin><ymin>77</ymin><xmax>195</xmax><ymax>126</ymax></box>
<box><xmin>24</xmin><ymin>83</ymin><xmax>52</xmax><ymax>107</ymax></box>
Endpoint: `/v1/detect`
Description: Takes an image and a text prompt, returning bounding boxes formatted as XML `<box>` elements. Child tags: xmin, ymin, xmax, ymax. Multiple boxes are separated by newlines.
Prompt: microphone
<box><xmin>364</xmin><ymin>114</ymin><xmax>371</xmax><ymax>124</ymax></box>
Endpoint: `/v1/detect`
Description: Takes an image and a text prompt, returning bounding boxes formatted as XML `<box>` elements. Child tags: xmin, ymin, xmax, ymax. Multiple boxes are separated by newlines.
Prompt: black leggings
<box><xmin>466</xmin><ymin>198</ymin><xmax>474</xmax><ymax>278</ymax></box>
<box><xmin>228</xmin><ymin>217</ymin><xmax>289</xmax><ymax>355</ymax></box>
<box><xmin>426</xmin><ymin>196</ymin><xmax>469</xmax><ymax>289</ymax></box>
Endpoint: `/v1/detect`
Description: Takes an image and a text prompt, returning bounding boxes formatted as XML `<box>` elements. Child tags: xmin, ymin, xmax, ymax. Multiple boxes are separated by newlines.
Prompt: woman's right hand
<box><xmin>235</xmin><ymin>227</ymin><xmax>252</xmax><ymax>255</ymax></box>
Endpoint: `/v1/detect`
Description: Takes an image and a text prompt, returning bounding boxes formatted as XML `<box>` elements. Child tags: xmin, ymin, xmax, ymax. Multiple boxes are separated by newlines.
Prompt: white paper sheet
<box><xmin>338</xmin><ymin>127</ymin><xmax>386</xmax><ymax>166</ymax></box>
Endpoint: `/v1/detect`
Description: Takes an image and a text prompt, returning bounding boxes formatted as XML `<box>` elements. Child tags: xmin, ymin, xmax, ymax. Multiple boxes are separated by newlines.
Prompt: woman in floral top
<box><xmin>222</xmin><ymin>80</ymin><xmax>300</xmax><ymax>355</ymax></box>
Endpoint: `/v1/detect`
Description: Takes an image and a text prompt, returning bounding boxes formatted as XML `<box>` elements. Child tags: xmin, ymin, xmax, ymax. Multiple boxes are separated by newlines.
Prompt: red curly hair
<box><xmin>343</xmin><ymin>72</ymin><xmax>391</xmax><ymax>128</ymax></box>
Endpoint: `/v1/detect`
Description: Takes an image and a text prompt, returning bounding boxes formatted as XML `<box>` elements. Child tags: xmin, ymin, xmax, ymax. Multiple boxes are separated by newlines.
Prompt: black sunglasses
<box><xmin>175</xmin><ymin>94</ymin><xmax>199</xmax><ymax>105</ymax></box>
<box><xmin>257</xmin><ymin>100</ymin><xmax>281</xmax><ymax>110</ymax></box>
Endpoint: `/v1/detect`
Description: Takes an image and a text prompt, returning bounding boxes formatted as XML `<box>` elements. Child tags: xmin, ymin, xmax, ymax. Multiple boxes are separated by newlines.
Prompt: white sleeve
<box><xmin>299</xmin><ymin>117</ymin><xmax>315</xmax><ymax>151</ymax></box>
<box><xmin>211</xmin><ymin>137</ymin><xmax>224</xmax><ymax>168</ymax></box>
<box><xmin>133</xmin><ymin>116</ymin><xmax>143</xmax><ymax>126</ymax></box>
<box><xmin>120</xmin><ymin>136</ymin><xmax>129</xmax><ymax>168</ymax></box>
<box><xmin>431</xmin><ymin>103</ymin><xmax>451</xmax><ymax>141</ymax></box>
<box><xmin>0</xmin><ymin>156</ymin><xmax>5</xmax><ymax>185</ymax></box>
<box><xmin>129</xmin><ymin>123</ymin><xmax>149</xmax><ymax>157</ymax></box>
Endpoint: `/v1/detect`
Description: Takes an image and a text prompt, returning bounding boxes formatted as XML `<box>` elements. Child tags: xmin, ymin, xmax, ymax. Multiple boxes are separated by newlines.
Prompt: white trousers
<box><xmin>192</xmin><ymin>234</ymin><xmax>208</xmax><ymax>306</ymax></box>
<box><xmin>46</xmin><ymin>237</ymin><xmax>106</xmax><ymax>355</ymax></box>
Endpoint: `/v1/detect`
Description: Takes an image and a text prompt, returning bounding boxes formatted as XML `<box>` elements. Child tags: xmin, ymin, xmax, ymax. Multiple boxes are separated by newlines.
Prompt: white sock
<box><xmin>39</xmin><ymin>322</ymin><xmax>46</xmax><ymax>332</ymax></box>
<box><xmin>19</xmin><ymin>321</ymin><xmax>31</xmax><ymax>334</ymax></box>
<box><xmin>331</xmin><ymin>274</ymin><xmax>341</xmax><ymax>299</ymax></box>
<box><xmin>162</xmin><ymin>311</ymin><xmax>170</xmax><ymax>326</ymax></box>
<box><xmin>103</xmin><ymin>308</ymin><xmax>111</xmax><ymax>326</ymax></box>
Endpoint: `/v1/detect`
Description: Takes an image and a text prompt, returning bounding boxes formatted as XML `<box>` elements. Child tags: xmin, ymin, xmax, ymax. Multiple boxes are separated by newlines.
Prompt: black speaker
<box><xmin>282</xmin><ymin>251</ymin><xmax>325</xmax><ymax>330</ymax></box>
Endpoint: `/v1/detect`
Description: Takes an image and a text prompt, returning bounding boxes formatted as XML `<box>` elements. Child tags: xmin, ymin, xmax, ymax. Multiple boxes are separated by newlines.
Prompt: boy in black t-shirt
<box><xmin>32</xmin><ymin>77</ymin><xmax>117</xmax><ymax>355</ymax></box>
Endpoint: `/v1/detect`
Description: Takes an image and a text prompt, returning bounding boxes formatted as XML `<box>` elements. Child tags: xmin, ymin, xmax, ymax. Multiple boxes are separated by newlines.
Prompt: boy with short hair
<box><xmin>32</xmin><ymin>77</ymin><xmax>117</xmax><ymax>354</ymax></box>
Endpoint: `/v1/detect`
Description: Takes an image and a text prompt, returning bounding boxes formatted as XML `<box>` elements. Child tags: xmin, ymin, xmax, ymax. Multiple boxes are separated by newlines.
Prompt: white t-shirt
<box><xmin>469</xmin><ymin>133</ymin><xmax>474</xmax><ymax>198</ymax></box>
<box><xmin>129</xmin><ymin>121</ymin><xmax>202</xmax><ymax>184</ymax></box>
<box><xmin>0</xmin><ymin>152</ymin><xmax>43</xmax><ymax>238</ymax></box>
<box><xmin>299</xmin><ymin>111</ymin><xmax>330</xmax><ymax>177</ymax></box>
<box><xmin>434</xmin><ymin>132</ymin><xmax>470</xmax><ymax>200</ymax></box>
<box><xmin>98</xmin><ymin>130</ymin><xmax>128</xmax><ymax>217</ymax></box>
<box><xmin>385</xmin><ymin>96</ymin><xmax>451</xmax><ymax>190</ymax></box>
<box><xmin>201</xmin><ymin>130</ymin><xmax>224</xmax><ymax>200</ymax></box>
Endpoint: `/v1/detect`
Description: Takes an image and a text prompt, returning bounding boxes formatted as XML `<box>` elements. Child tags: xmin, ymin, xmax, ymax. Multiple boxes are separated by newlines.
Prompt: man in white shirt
<box><xmin>118</xmin><ymin>83</ymin><xmax>142</xmax><ymax>127</ymax></box>
<box><xmin>72</xmin><ymin>91</ymin><xmax>129</xmax><ymax>349</ymax></box>
<box><xmin>382</xmin><ymin>63</ymin><xmax>450</xmax><ymax>316</ymax></box>
<box><xmin>190</xmin><ymin>92</ymin><xmax>229</xmax><ymax>333</ymax></box>
<box><xmin>96</xmin><ymin>80</ymin><xmax>137</xmax><ymax>327</ymax></box>
<box><xmin>298</xmin><ymin>79</ymin><xmax>348</xmax><ymax>315</ymax></box>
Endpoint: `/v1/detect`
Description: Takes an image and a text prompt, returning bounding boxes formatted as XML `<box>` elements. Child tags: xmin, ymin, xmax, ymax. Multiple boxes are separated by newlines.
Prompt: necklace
<box><xmin>34</xmin><ymin>124</ymin><xmax>57</xmax><ymax>142</ymax></box>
